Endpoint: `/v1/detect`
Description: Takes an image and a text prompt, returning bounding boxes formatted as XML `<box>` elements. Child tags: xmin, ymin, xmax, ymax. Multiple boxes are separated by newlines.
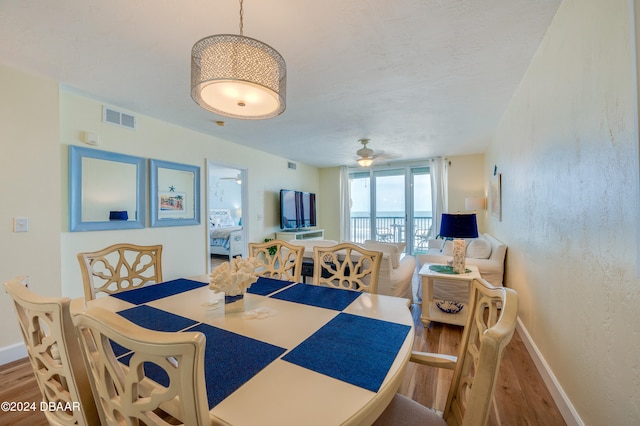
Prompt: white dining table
<box><xmin>74</xmin><ymin>276</ymin><xmax>415</xmax><ymax>425</ymax></box>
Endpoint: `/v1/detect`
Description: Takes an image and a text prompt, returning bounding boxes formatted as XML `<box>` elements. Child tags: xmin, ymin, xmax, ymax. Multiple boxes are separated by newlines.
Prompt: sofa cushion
<box><xmin>362</xmin><ymin>240</ymin><xmax>402</xmax><ymax>268</ymax></box>
<box><xmin>466</xmin><ymin>237</ymin><xmax>492</xmax><ymax>259</ymax></box>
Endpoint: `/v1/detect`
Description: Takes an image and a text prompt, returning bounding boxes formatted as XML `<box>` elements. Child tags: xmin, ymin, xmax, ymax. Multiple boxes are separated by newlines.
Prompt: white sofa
<box><xmin>287</xmin><ymin>239</ymin><xmax>416</xmax><ymax>299</ymax></box>
<box><xmin>417</xmin><ymin>232</ymin><xmax>507</xmax><ymax>287</ymax></box>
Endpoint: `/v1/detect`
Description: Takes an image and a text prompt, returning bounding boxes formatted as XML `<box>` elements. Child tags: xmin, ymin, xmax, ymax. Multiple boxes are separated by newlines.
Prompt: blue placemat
<box><xmin>117</xmin><ymin>305</ymin><xmax>198</xmax><ymax>333</ymax></box>
<box><xmin>247</xmin><ymin>276</ymin><xmax>294</xmax><ymax>296</ymax></box>
<box><xmin>189</xmin><ymin>323</ymin><xmax>286</xmax><ymax>408</ymax></box>
<box><xmin>270</xmin><ymin>283</ymin><xmax>361</xmax><ymax>311</ymax></box>
<box><xmin>282</xmin><ymin>313</ymin><xmax>411</xmax><ymax>392</ymax></box>
<box><xmin>111</xmin><ymin>278</ymin><xmax>207</xmax><ymax>304</ymax></box>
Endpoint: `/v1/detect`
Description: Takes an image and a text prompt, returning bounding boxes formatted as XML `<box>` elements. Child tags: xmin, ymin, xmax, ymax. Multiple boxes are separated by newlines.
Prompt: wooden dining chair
<box><xmin>373</xmin><ymin>278</ymin><xmax>519</xmax><ymax>426</ymax></box>
<box><xmin>77</xmin><ymin>243</ymin><xmax>163</xmax><ymax>301</ymax></box>
<box><xmin>4</xmin><ymin>277</ymin><xmax>100</xmax><ymax>426</ymax></box>
<box><xmin>73</xmin><ymin>306</ymin><xmax>210</xmax><ymax>425</ymax></box>
<box><xmin>248</xmin><ymin>239</ymin><xmax>305</xmax><ymax>283</ymax></box>
<box><xmin>312</xmin><ymin>242</ymin><xmax>382</xmax><ymax>293</ymax></box>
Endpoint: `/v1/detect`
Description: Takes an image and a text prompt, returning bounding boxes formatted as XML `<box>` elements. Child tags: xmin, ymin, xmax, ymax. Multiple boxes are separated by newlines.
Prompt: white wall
<box><xmin>485</xmin><ymin>0</ymin><xmax>640</xmax><ymax>423</ymax></box>
<box><xmin>447</xmin><ymin>154</ymin><xmax>486</xmax><ymax>232</ymax></box>
<box><xmin>319</xmin><ymin>167</ymin><xmax>341</xmax><ymax>240</ymax></box>
<box><xmin>0</xmin><ymin>65</ymin><xmax>61</xmax><ymax>360</ymax></box>
<box><xmin>0</xmin><ymin>65</ymin><xmax>320</xmax><ymax>356</ymax></box>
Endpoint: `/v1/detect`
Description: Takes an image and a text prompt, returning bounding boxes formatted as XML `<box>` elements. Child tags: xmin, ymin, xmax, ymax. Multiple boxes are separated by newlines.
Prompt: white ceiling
<box><xmin>0</xmin><ymin>0</ymin><xmax>561</xmax><ymax>168</ymax></box>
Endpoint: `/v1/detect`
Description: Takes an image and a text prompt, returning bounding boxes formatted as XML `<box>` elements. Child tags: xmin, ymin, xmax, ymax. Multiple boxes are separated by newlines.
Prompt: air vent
<box><xmin>103</xmin><ymin>106</ymin><xmax>136</xmax><ymax>130</ymax></box>
<box><xmin>287</xmin><ymin>161</ymin><xmax>297</xmax><ymax>170</ymax></box>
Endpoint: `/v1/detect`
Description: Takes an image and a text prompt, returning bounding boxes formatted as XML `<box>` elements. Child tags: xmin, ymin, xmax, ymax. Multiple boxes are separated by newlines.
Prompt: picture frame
<box><xmin>159</xmin><ymin>191</ymin><xmax>187</xmax><ymax>215</ymax></box>
<box><xmin>150</xmin><ymin>159</ymin><xmax>200</xmax><ymax>227</ymax></box>
<box><xmin>490</xmin><ymin>173</ymin><xmax>502</xmax><ymax>221</ymax></box>
<box><xmin>69</xmin><ymin>145</ymin><xmax>146</xmax><ymax>231</ymax></box>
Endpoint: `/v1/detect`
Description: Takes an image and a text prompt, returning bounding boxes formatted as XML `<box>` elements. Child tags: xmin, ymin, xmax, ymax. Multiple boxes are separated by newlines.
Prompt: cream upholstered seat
<box><xmin>4</xmin><ymin>277</ymin><xmax>99</xmax><ymax>426</ymax></box>
<box><xmin>73</xmin><ymin>306</ymin><xmax>210</xmax><ymax>425</ymax></box>
<box><xmin>248</xmin><ymin>239</ymin><xmax>304</xmax><ymax>283</ymax></box>
<box><xmin>374</xmin><ymin>277</ymin><xmax>518</xmax><ymax>426</ymax></box>
<box><xmin>312</xmin><ymin>242</ymin><xmax>382</xmax><ymax>293</ymax></box>
<box><xmin>77</xmin><ymin>243</ymin><xmax>163</xmax><ymax>301</ymax></box>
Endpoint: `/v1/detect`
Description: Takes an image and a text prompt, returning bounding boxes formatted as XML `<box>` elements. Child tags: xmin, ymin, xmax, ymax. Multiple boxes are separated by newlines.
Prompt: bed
<box><xmin>209</xmin><ymin>209</ymin><xmax>244</xmax><ymax>259</ymax></box>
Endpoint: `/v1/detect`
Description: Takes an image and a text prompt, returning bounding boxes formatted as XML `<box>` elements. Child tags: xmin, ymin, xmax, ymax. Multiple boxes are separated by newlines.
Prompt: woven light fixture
<box><xmin>191</xmin><ymin>0</ymin><xmax>286</xmax><ymax>120</ymax></box>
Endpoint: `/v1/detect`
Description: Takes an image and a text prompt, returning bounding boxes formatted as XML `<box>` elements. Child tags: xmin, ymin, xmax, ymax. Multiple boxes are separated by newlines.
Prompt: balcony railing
<box><xmin>350</xmin><ymin>216</ymin><xmax>433</xmax><ymax>254</ymax></box>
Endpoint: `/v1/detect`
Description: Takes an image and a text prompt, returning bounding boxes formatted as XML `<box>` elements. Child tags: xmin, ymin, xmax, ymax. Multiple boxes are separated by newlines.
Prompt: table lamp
<box><xmin>439</xmin><ymin>213</ymin><xmax>478</xmax><ymax>273</ymax></box>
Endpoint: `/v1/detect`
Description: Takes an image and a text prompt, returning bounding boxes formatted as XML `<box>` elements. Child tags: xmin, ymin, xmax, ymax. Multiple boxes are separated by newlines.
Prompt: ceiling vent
<box><xmin>287</xmin><ymin>161</ymin><xmax>297</xmax><ymax>170</ymax></box>
<box><xmin>103</xmin><ymin>106</ymin><xmax>136</xmax><ymax>130</ymax></box>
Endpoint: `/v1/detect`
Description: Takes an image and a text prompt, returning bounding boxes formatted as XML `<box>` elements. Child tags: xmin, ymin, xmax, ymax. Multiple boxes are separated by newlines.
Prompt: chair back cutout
<box><xmin>73</xmin><ymin>306</ymin><xmax>210</xmax><ymax>425</ymax></box>
<box><xmin>312</xmin><ymin>242</ymin><xmax>382</xmax><ymax>293</ymax></box>
<box><xmin>445</xmin><ymin>278</ymin><xmax>519</xmax><ymax>425</ymax></box>
<box><xmin>248</xmin><ymin>239</ymin><xmax>305</xmax><ymax>283</ymax></box>
<box><xmin>4</xmin><ymin>277</ymin><xmax>99</xmax><ymax>426</ymax></box>
<box><xmin>77</xmin><ymin>243</ymin><xmax>163</xmax><ymax>301</ymax></box>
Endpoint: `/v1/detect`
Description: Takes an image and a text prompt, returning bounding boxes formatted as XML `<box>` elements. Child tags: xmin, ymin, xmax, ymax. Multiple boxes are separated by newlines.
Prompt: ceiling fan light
<box><xmin>191</xmin><ymin>31</ymin><xmax>286</xmax><ymax>119</ymax></box>
<box><xmin>357</xmin><ymin>157</ymin><xmax>374</xmax><ymax>167</ymax></box>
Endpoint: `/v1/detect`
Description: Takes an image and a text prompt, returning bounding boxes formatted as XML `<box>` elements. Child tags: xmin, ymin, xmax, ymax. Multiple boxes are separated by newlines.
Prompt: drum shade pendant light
<box><xmin>191</xmin><ymin>0</ymin><xmax>286</xmax><ymax>120</ymax></box>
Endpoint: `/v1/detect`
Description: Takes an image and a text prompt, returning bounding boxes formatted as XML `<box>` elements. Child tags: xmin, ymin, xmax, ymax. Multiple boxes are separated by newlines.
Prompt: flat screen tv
<box><xmin>280</xmin><ymin>189</ymin><xmax>317</xmax><ymax>230</ymax></box>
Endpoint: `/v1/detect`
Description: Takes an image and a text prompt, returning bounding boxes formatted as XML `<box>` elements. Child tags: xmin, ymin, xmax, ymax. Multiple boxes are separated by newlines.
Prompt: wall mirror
<box><xmin>150</xmin><ymin>159</ymin><xmax>200</xmax><ymax>227</ymax></box>
<box><xmin>69</xmin><ymin>145</ymin><xmax>146</xmax><ymax>231</ymax></box>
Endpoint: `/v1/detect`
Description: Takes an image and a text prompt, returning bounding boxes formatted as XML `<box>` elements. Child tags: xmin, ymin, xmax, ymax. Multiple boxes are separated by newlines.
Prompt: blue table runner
<box><xmin>115</xmin><ymin>305</ymin><xmax>285</xmax><ymax>409</ymax></box>
<box><xmin>247</xmin><ymin>276</ymin><xmax>294</xmax><ymax>296</ymax></box>
<box><xmin>117</xmin><ymin>305</ymin><xmax>198</xmax><ymax>332</ymax></box>
<box><xmin>190</xmin><ymin>323</ymin><xmax>286</xmax><ymax>408</ymax></box>
<box><xmin>270</xmin><ymin>283</ymin><xmax>361</xmax><ymax>311</ymax></box>
<box><xmin>111</xmin><ymin>305</ymin><xmax>200</xmax><ymax>357</ymax></box>
<box><xmin>111</xmin><ymin>278</ymin><xmax>206</xmax><ymax>304</ymax></box>
<box><xmin>282</xmin><ymin>313</ymin><xmax>411</xmax><ymax>392</ymax></box>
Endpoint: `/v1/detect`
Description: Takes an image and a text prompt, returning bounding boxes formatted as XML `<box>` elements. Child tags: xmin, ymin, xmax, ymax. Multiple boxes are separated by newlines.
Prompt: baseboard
<box><xmin>0</xmin><ymin>342</ymin><xmax>27</xmax><ymax>365</ymax></box>
<box><xmin>516</xmin><ymin>318</ymin><xmax>584</xmax><ymax>426</ymax></box>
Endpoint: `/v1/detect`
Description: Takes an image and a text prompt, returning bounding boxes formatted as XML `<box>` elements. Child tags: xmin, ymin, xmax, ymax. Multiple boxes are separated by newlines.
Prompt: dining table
<box><xmin>72</xmin><ymin>275</ymin><xmax>415</xmax><ymax>425</ymax></box>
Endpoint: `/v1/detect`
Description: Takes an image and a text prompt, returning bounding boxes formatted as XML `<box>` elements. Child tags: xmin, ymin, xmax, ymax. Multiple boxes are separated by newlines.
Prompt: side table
<box><xmin>418</xmin><ymin>263</ymin><xmax>481</xmax><ymax>327</ymax></box>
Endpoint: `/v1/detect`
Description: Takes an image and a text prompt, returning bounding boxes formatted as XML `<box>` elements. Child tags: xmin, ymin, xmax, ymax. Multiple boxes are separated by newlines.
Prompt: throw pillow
<box><xmin>466</xmin><ymin>238</ymin><xmax>492</xmax><ymax>259</ymax></box>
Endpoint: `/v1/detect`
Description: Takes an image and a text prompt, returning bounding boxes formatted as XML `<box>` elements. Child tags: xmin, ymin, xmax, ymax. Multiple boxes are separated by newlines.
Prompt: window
<box><xmin>348</xmin><ymin>164</ymin><xmax>432</xmax><ymax>254</ymax></box>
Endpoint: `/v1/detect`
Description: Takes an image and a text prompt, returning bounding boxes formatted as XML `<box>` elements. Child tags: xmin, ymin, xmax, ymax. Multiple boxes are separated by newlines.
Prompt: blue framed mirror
<box><xmin>150</xmin><ymin>159</ymin><xmax>200</xmax><ymax>227</ymax></box>
<box><xmin>69</xmin><ymin>146</ymin><xmax>146</xmax><ymax>231</ymax></box>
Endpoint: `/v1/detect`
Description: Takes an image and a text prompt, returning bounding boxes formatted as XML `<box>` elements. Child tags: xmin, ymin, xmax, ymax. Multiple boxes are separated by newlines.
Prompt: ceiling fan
<box><xmin>219</xmin><ymin>174</ymin><xmax>242</xmax><ymax>184</ymax></box>
<box><xmin>356</xmin><ymin>138</ymin><xmax>376</xmax><ymax>167</ymax></box>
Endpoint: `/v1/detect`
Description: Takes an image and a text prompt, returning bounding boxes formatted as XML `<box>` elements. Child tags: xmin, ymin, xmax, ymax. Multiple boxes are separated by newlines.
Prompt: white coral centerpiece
<box><xmin>209</xmin><ymin>257</ymin><xmax>262</xmax><ymax>296</ymax></box>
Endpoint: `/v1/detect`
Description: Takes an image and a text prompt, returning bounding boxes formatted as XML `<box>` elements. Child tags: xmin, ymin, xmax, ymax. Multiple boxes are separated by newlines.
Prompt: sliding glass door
<box><xmin>374</xmin><ymin>169</ymin><xmax>406</xmax><ymax>244</ymax></box>
<box><xmin>349</xmin><ymin>164</ymin><xmax>432</xmax><ymax>254</ymax></box>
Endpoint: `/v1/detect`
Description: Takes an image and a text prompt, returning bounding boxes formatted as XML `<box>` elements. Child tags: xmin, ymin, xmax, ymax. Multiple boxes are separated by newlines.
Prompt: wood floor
<box><xmin>0</xmin><ymin>265</ymin><xmax>566</xmax><ymax>425</ymax></box>
<box><xmin>399</xmin><ymin>304</ymin><xmax>566</xmax><ymax>425</ymax></box>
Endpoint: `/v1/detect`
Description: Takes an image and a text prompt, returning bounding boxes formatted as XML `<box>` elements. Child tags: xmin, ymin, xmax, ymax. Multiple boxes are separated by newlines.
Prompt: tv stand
<box><xmin>276</xmin><ymin>229</ymin><xmax>324</xmax><ymax>241</ymax></box>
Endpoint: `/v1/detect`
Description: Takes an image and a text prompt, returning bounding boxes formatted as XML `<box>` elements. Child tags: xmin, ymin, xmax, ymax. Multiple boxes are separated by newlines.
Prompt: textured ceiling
<box><xmin>0</xmin><ymin>0</ymin><xmax>561</xmax><ymax>168</ymax></box>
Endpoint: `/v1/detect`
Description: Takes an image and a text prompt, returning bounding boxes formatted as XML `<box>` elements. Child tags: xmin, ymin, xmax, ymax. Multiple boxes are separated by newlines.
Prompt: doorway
<box><xmin>206</xmin><ymin>161</ymin><xmax>247</xmax><ymax>271</ymax></box>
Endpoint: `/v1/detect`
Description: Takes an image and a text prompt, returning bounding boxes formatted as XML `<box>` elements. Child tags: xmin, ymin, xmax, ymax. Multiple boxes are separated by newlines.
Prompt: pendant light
<box><xmin>191</xmin><ymin>0</ymin><xmax>286</xmax><ymax>120</ymax></box>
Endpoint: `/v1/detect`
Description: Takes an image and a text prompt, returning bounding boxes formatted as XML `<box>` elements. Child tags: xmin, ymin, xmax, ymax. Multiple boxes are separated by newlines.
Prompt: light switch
<box><xmin>14</xmin><ymin>217</ymin><xmax>29</xmax><ymax>232</ymax></box>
